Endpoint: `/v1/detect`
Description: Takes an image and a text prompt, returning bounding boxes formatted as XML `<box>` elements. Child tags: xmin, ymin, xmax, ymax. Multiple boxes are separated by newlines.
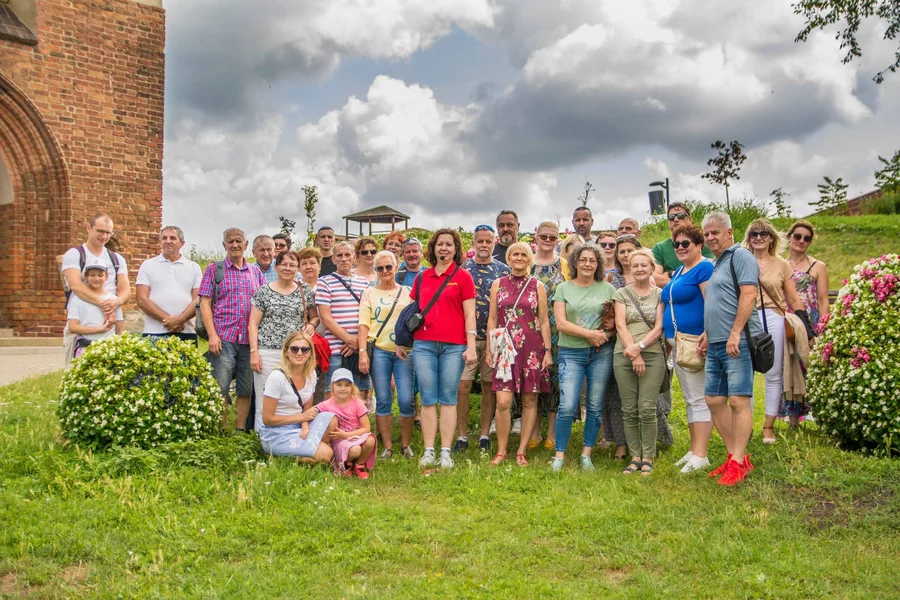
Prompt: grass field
<box><xmin>2</xmin><ymin>372</ymin><xmax>899</xmax><ymax>598</ymax></box>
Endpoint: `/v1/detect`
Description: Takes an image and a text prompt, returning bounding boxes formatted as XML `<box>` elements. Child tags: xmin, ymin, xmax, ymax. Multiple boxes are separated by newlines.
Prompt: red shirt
<box><xmin>410</xmin><ymin>263</ymin><xmax>476</xmax><ymax>345</ymax></box>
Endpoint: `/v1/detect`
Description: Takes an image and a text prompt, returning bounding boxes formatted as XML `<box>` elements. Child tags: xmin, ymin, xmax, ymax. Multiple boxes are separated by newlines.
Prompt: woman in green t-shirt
<box><xmin>551</xmin><ymin>244</ymin><xmax>617</xmax><ymax>472</ymax></box>
<box><xmin>614</xmin><ymin>249</ymin><xmax>666</xmax><ymax>476</ymax></box>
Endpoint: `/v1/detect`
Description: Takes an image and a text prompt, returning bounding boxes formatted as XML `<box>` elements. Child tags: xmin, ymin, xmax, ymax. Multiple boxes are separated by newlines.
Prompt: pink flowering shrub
<box><xmin>808</xmin><ymin>254</ymin><xmax>900</xmax><ymax>456</ymax></box>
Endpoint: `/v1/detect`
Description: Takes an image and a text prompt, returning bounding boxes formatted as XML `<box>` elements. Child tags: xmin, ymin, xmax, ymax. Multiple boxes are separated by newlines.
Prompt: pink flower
<box><xmin>821</xmin><ymin>341</ymin><xmax>834</xmax><ymax>365</ymax></box>
<box><xmin>870</xmin><ymin>273</ymin><xmax>898</xmax><ymax>302</ymax></box>
<box><xmin>815</xmin><ymin>313</ymin><xmax>830</xmax><ymax>335</ymax></box>
<box><xmin>840</xmin><ymin>293</ymin><xmax>856</xmax><ymax>315</ymax></box>
<box><xmin>859</xmin><ymin>267</ymin><xmax>877</xmax><ymax>280</ymax></box>
<box><xmin>850</xmin><ymin>346</ymin><xmax>871</xmax><ymax>369</ymax></box>
<box><xmin>465</xmin><ymin>249</ymin><xmax>475</xmax><ymax>259</ymax></box>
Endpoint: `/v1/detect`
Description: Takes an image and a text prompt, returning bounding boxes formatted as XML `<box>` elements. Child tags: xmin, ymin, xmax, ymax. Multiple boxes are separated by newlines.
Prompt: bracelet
<box><xmin>543</xmin><ymin>346</ymin><xmax>552</xmax><ymax>352</ymax></box>
<box><xmin>250</xmin><ymin>349</ymin><xmax>258</xmax><ymax>353</ymax></box>
<box><xmin>466</xmin><ymin>330</ymin><xmax>477</xmax><ymax>336</ymax></box>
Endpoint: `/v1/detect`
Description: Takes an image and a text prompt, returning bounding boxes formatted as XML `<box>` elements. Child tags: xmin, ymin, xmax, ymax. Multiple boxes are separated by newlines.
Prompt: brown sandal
<box><xmin>490</xmin><ymin>453</ymin><xmax>508</xmax><ymax>466</ymax></box>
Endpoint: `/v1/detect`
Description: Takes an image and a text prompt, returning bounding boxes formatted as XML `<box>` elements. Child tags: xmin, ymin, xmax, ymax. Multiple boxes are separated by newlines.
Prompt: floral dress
<box><xmin>492</xmin><ymin>275</ymin><xmax>550</xmax><ymax>394</ymax></box>
<box><xmin>780</xmin><ymin>261</ymin><xmax>818</xmax><ymax>419</ymax></box>
<box><xmin>532</xmin><ymin>259</ymin><xmax>567</xmax><ymax>412</ymax></box>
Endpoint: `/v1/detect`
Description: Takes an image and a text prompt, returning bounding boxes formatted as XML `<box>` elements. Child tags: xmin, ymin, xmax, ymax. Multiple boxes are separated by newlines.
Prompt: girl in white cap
<box><xmin>315</xmin><ymin>368</ymin><xmax>377</xmax><ymax>479</ymax></box>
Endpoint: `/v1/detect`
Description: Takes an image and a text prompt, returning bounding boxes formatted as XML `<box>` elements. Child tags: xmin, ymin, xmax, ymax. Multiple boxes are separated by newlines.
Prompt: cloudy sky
<box><xmin>161</xmin><ymin>0</ymin><xmax>900</xmax><ymax>248</ymax></box>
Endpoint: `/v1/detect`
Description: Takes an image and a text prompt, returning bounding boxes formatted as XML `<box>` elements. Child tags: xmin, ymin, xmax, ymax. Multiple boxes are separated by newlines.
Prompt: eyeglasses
<box><xmin>274</xmin><ymin>243</ymin><xmax>289</xmax><ymax>250</ymax></box>
<box><xmin>359</xmin><ymin>249</ymin><xmax>377</xmax><ymax>256</ymax></box>
<box><xmin>537</xmin><ymin>234</ymin><xmax>558</xmax><ymax>242</ymax></box>
<box><xmin>667</xmin><ymin>212</ymin><xmax>689</xmax><ymax>222</ymax></box>
<box><xmin>577</xmin><ymin>258</ymin><xmax>598</xmax><ymax>265</ymax></box>
<box><xmin>791</xmin><ymin>233</ymin><xmax>813</xmax><ymax>243</ymax></box>
<box><xmin>597</xmin><ymin>242</ymin><xmax>615</xmax><ymax>249</ymax></box>
<box><xmin>748</xmin><ymin>231</ymin><xmax>770</xmax><ymax>239</ymax></box>
<box><xmin>672</xmin><ymin>240</ymin><xmax>692</xmax><ymax>249</ymax></box>
<box><xmin>474</xmin><ymin>225</ymin><xmax>495</xmax><ymax>233</ymax></box>
<box><xmin>288</xmin><ymin>345</ymin><xmax>312</xmax><ymax>355</ymax></box>
<box><xmin>375</xmin><ymin>264</ymin><xmax>395</xmax><ymax>273</ymax></box>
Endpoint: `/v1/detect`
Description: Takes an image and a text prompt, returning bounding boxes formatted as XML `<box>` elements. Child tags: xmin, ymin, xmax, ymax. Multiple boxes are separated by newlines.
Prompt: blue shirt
<box><xmin>397</xmin><ymin>266</ymin><xmax>423</xmax><ymax>287</ymax></box>
<box><xmin>259</xmin><ymin>262</ymin><xmax>278</xmax><ymax>283</ymax></box>
<box><xmin>463</xmin><ymin>258</ymin><xmax>511</xmax><ymax>338</ymax></box>
<box><xmin>704</xmin><ymin>245</ymin><xmax>762</xmax><ymax>344</ymax></box>
<box><xmin>661</xmin><ymin>260</ymin><xmax>714</xmax><ymax>338</ymax></box>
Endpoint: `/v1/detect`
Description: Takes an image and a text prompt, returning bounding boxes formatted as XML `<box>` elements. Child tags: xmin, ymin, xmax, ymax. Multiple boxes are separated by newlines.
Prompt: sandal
<box><xmin>380</xmin><ymin>448</ymin><xmax>393</xmax><ymax>459</ymax></box>
<box><xmin>597</xmin><ymin>438</ymin><xmax>611</xmax><ymax>449</ymax></box>
<box><xmin>763</xmin><ymin>427</ymin><xmax>777</xmax><ymax>444</ymax></box>
<box><xmin>622</xmin><ymin>459</ymin><xmax>641</xmax><ymax>475</ymax></box>
<box><xmin>399</xmin><ymin>446</ymin><xmax>414</xmax><ymax>459</ymax></box>
<box><xmin>527</xmin><ymin>439</ymin><xmax>541</xmax><ymax>450</ymax></box>
<box><xmin>544</xmin><ymin>439</ymin><xmax>555</xmax><ymax>450</ymax></box>
<box><xmin>490</xmin><ymin>453</ymin><xmax>508</xmax><ymax>466</ymax></box>
<box><xmin>516</xmin><ymin>453</ymin><xmax>529</xmax><ymax>467</ymax></box>
<box><xmin>640</xmin><ymin>461</ymin><xmax>654</xmax><ymax>476</ymax></box>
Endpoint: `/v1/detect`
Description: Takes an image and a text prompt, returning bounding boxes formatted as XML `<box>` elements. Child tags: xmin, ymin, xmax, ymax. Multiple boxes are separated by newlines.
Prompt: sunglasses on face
<box><xmin>748</xmin><ymin>231</ymin><xmax>770</xmax><ymax>239</ymax></box>
<box><xmin>375</xmin><ymin>264</ymin><xmax>395</xmax><ymax>273</ymax></box>
<box><xmin>672</xmin><ymin>240</ymin><xmax>692</xmax><ymax>249</ymax></box>
<box><xmin>359</xmin><ymin>249</ymin><xmax>377</xmax><ymax>256</ymax></box>
<box><xmin>791</xmin><ymin>233</ymin><xmax>813</xmax><ymax>243</ymax></box>
<box><xmin>537</xmin><ymin>234</ymin><xmax>558</xmax><ymax>242</ymax></box>
<box><xmin>288</xmin><ymin>345</ymin><xmax>312</xmax><ymax>355</ymax></box>
<box><xmin>274</xmin><ymin>243</ymin><xmax>288</xmax><ymax>250</ymax></box>
<box><xmin>597</xmin><ymin>242</ymin><xmax>615</xmax><ymax>249</ymax></box>
<box><xmin>667</xmin><ymin>212</ymin><xmax>689</xmax><ymax>222</ymax></box>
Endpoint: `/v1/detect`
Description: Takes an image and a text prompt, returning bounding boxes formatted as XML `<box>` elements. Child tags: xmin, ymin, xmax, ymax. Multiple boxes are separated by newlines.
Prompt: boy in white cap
<box><xmin>67</xmin><ymin>264</ymin><xmax>125</xmax><ymax>358</ymax></box>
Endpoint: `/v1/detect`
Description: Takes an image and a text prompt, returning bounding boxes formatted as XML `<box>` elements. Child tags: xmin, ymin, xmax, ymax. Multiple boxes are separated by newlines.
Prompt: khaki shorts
<box><xmin>460</xmin><ymin>339</ymin><xmax>492</xmax><ymax>382</ymax></box>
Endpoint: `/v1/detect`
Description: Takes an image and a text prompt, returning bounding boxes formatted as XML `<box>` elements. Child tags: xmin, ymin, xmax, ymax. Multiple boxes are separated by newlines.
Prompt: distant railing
<box><xmin>828</xmin><ymin>290</ymin><xmax>839</xmax><ymax>305</ymax></box>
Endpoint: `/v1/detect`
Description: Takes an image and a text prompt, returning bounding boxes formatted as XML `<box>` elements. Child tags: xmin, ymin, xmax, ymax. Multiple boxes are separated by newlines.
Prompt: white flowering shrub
<box><xmin>808</xmin><ymin>254</ymin><xmax>900</xmax><ymax>456</ymax></box>
<box><xmin>58</xmin><ymin>335</ymin><xmax>223</xmax><ymax>449</ymax></box>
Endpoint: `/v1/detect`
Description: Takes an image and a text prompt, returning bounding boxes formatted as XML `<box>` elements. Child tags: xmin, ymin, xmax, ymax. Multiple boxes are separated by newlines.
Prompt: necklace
<box><xmin>789</xmin><ymin>254</ymin><xmax>808</xmax><ymax>270</ymax></box>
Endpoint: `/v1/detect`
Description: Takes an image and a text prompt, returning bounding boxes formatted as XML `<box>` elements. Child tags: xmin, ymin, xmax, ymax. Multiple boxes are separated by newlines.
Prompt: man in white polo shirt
<box><xmin>136</xmin><ymin>225</ymin><xmax>203</xmax><ymax>342</ymax></box>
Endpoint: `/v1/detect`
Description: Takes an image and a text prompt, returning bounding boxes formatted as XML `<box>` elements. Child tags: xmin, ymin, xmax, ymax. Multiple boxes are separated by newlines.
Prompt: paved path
<box><xmin>0</xmin><ymin>348</ymin><xmax>65</xmax><ymax>387</ymax></box>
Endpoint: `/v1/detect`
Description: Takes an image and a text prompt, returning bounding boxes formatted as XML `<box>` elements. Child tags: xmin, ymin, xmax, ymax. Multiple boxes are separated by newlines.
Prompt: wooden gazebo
<box><xmin>343</xmin><ymin>205</ymin><xmax>410</xmax><ymax>238</ymax></box>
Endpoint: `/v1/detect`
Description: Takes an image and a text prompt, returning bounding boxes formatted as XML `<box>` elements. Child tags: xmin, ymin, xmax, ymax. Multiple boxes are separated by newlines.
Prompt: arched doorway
<box><xmin>0</xmin><ymin>74</ymin><xmax>71</xmax><ymax>335</ymax></box>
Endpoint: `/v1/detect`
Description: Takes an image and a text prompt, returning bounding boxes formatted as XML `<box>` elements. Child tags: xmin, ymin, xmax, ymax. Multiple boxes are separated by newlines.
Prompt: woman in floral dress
<box><xmin>486</xmin><ymin>242</ymin><xmax>552</xmax><ymax>467</ymax></box>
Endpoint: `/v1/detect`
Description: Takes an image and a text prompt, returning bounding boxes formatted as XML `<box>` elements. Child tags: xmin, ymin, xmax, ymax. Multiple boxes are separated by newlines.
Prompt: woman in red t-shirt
<box><xmin>399</xmin><ymin>228</ymin><xmax>476</xmax><ymax>469</ymax></box>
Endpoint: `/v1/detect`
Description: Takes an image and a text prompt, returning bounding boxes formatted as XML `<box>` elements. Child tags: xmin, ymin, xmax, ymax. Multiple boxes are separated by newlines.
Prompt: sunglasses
<box><xmin>597</xmin><ymin>242</ymin><xmax>615</xmax><ymax>249</ymax></box>
<box><xmin>274</xmin><ymin>243</ymin><xmax>289</xmax><ymax>249</ymax></box>
<box><xmin>667</xmin><ymin>212</ymin><xmax>689</xmax><ymax>222</ymax></box>
<box><xmin>791</xmin><ymin>232</ymin><xmax>813</xmax><ymax>243</ymax></box>
<box><xmin>672</xmin><ymin>240</ymin><xmax>692</xmax><ymax>249</ymax></box>
<box><xmin>288</xmin><ymin>345</ymin><xmax>312</xmax><ymax>355</ymax></box>
<box><xmin>748</xmin><ymin>231</ymin><xmax>770</xmax><ymax>239</ymax></box>
<box><xmin>537</xmin><ymin>234</ymin><xmax>558</xmax><ymax>242</ymax></box>
<box><xmin>474</xmin><ymin>224</ymin><xmax>496</xmax><ymax>233</ymax></box>
<box><xmin>375</xmin><ymin>264</ymin><xmax>395</xmax><ymax>273</ymax></box>
<box><xmin>359</xmin><ymin>249</ymin><xmax>377</xmax><ymax>256</ymax></box>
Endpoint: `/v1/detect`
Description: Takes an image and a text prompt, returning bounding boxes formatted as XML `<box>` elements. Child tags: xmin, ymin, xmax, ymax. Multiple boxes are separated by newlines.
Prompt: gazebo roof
<box><xmin>343</xmin><ymin>205</ymin><xmax>410</xmax><ymax>223</ymax></box>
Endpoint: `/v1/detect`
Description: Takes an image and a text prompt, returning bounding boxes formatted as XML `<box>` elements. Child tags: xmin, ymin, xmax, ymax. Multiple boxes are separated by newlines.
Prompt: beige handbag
<box><xmin>669</xmin><ymin>268</ymin><xmax>705</xmax><ymax>373</ymax></box>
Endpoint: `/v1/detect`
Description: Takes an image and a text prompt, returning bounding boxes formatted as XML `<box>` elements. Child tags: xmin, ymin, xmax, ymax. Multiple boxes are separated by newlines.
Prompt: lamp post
<box><xmin>650</xmin><ymin>178</ymin><xmax>670</xmax><ymax>207</ymax></box>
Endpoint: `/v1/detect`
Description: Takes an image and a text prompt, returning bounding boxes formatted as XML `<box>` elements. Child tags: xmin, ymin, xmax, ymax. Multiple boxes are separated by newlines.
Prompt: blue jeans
<box><xmin>555</xmin><ymin>344</ymin><xmax>614</xmax><ymax>452</ymax></box>
<box><xmin>705</xmin><ymin>340</ymin><xmax>753</xmax><ymax>398</ymax></box>
<box><xmin>412</xmin><ymin>341</ymin><xmax>465</xmax><ymax>406</ymax></box>
<box><xmin>208</xmin><ymin>340</ymin><xmax>252</xmax><ymax>398</ymax></box>
<box><xmin>371</xmin><ymin>347</ymin><xmax>415</xmax><ymax>417</ymax></box>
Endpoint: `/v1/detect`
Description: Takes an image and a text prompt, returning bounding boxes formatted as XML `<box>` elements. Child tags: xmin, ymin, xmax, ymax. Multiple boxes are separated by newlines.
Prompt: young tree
<box><xmin>277</xmin><ymin>216</ymin><xmax>296</xmax><ymax>239</ymax></box>
<box><xmin>576</xmin><ymin>179</ymin><xmax>594</xmax><ymax>207</ymax></box>
<box><xmin>812</xmin><ymin>176</ymin><xmax>849</xmax><ymax>212</ymax></box>
<box><xmin>701</xmin><ymin>140</ymin><xmax>747</xmax><ymax>212</ymax></box>
<box><xmin>874</xmin><ymin>149</ymin><xmax>900</xmax><ymax>192</ymax></box>
<box><xmin>769</xmin><ymin>187</ymin><xmax>792</xmax><ymax>219</ymax></box>
<box><xmin>794</xmin><ymin>0</ymin><xmax>900</xmax><ymax>84</ymax></box>
<box><xmin>301</xmin><ymin>184</ymin><xmax>319</xmax><ymax>247</ymax></box>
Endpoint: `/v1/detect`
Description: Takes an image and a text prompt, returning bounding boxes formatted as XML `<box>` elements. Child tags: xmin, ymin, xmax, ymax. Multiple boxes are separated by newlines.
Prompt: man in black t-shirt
<box><xmin>315</xmin><ymin>226</ymin><xmax>337</xmax><ymax>276</ymax></box>
<box><xmin>492</xmin><ymin>210</ymin><xmax>519</xmax><ymax>265</ymax></box>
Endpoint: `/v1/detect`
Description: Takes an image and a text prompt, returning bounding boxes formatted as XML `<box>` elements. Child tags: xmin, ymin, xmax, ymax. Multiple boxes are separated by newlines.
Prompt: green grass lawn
<box><xmin>2</xmin><ymin>373</ymin><xmax>900</xmax><ymax>598</ymax></box>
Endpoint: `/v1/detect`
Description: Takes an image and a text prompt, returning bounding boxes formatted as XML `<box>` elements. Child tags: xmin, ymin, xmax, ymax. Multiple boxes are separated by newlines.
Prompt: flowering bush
<box><xmin>808</xmin><ymin>254</ymin><xmax>900</xmax><ymax>456</ymax></box>
<box><xmin>57</xmin><ymin>335</ymin><xmax>223</xmax><ymax>450</ymax></box>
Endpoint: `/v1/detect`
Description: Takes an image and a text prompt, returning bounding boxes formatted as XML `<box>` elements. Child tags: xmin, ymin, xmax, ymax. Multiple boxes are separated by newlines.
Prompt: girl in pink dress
<box><xmin>315</xmin><ymin>368</ymin><xmax>377</xmax><ymax>478</ymax></box>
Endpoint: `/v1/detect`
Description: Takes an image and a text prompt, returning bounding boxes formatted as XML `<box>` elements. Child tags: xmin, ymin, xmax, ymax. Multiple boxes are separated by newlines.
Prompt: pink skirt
<box><xmin>331</xmin><ymin>433</ymin><xmax>377</xmax><ymax>474</ymax></box>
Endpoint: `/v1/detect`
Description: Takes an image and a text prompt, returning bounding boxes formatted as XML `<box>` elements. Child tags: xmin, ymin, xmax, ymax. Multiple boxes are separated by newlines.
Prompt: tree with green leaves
<box><xmin>301</xmin><ymin>184</ymin><xmax>319</xmax><ymax>247</ymax></box>
<box><xmin>770</xmin><ymin>187</ymin><xmax>792</xmax><ymax>218</ymax></box>
<box><xmin>277</xmin><ymin>216</ymin><xmax>296</xmax><ymax>238</ymax></box>
<box><xmin>874</xmin><ymin>149</ymin><xmax>900</xmax><ymax>192</ymax></box>
<box><xmin>812</xmin><ymin>176</ymin><xmax>849</xmax><ymax>212</ymax></box>
<box><xmin>794</xmin><ymin>0</ymin><xmax>900</xmax><ymax>84</ymax></box>
<box><xmin>577</xmin><ymin>179</ymin><xmax>593</xmax><ymax>207</ymax></box>
<box><xmin>701</xmin><ymin>140</ymin><xmax>747</xmax><ymax>212</ymax></box>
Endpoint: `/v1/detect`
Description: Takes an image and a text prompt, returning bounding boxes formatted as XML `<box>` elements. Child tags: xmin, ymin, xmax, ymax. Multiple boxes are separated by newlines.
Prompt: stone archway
<box><xmin>0</xmin><ymin>74</ymin><xmax>71</xmax><ymax>334</ymax></box>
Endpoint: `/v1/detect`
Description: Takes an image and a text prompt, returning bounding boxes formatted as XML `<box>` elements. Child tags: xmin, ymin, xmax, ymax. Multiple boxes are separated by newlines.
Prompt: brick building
<box><xmin>0</xmin><ymin>0</ymin><xmax>164</xmax><ymax>336</ymax></box>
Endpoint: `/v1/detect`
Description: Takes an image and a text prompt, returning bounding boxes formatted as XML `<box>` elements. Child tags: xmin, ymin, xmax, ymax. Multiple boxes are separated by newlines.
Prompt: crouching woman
<box><xmin>258</xmin><ymin>331</ymin><xmax>337</xmax><ymax>464</ymax></box>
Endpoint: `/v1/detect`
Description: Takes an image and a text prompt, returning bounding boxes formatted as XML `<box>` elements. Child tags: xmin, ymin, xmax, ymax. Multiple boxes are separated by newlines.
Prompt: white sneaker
<box><xmin>420</xmin><ymin>451</ymin><xmax>435</xmax><ymax>467</ymax></box>
<box><xmin>674</xmin><ymin>451</ymin><xmax>694</xmax><ymax>467</ymax></box>
<box><xmin>511</xmin><ymin>418</ymin><xmax>522</xmax><ymax>435</ymax></box>
<box><xmin>439</xmin><ymin>452</ymin><xmax>454</xmax><ymax>469</ymax></box>
<box><xmin>489</xmin><ymin>419</ymin><xmax>496</xmax><ymax>434</ymax></box>
<box><xmin>680</xmin><ymin>455</ymin><xmax>710</xmax><ymax>473</ymax></box>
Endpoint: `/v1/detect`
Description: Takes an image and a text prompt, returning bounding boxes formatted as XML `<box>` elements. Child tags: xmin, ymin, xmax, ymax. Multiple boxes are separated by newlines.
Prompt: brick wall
<box><xmin>0</xmin><ymin>0</ymin><xmax>164</xmax><ymax>336</ymax></box>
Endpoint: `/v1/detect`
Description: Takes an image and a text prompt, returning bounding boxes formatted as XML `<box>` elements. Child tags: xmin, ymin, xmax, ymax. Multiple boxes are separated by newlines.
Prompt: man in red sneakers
<box><xmin>698</xmin><ymin>212</ymin><xmax>762</xmax><ymax>485</ymax></box>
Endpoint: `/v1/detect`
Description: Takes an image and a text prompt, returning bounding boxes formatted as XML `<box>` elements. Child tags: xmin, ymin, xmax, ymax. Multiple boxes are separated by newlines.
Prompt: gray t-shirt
<box><xmin>704</xmin><ymin>245</ymin><xmax>763</xmax><ymax>344</ymax></box>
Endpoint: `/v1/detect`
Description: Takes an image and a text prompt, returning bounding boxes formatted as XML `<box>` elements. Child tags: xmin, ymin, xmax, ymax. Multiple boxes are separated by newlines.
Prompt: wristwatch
<box><xmin>638</xmin><ymin>341</ymin><xmax>645</xmax><ymax>350</ymax></box>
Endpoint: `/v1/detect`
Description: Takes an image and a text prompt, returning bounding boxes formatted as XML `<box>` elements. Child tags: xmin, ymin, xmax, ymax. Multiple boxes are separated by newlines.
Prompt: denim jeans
<box><xmin>555</xmin><ymin>344</ymin><xmax>614</xmax><ymax>452</ymax></box>
<box><xmin>371</xmin><ymin>347</ymin><xmax>415</xmax><ymax>417</ymax></box>
<box><xmin>412</xmin><ymin>341</ymin><xmax>465</xmax><ymax>406</ymax></box>
<box><xmin>705</xmin><ymin>340</ymin><xmax>753</xmax><ymax>398</ymax></box>
<box><xmin>208</xmin><ymin>340</ymin><xmax>252</xmax><ymax>398</ymax></box>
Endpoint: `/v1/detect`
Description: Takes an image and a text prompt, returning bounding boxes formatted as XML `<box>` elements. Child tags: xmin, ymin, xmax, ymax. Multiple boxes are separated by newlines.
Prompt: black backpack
<box><xmin>64</xmin><ymin>245</ymin><xmax>121</xmax><ymax>304</ymax></box>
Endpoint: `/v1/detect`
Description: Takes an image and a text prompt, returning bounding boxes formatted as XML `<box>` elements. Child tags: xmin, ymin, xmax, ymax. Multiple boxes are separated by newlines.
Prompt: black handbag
<box><xmin>728</xmin><ymin>253</ymin><xmax>775</xmax><ymax>374</ymax></box>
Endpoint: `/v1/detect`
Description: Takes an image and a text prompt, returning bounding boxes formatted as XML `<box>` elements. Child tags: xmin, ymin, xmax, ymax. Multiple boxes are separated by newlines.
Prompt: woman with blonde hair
<box><xmin>258</xmin><ymin>331</ymin><xmax>337</xmax><ymax>463</ymax></box>
<box><xmin>742</xmin><ymin>218</ymin><xmax>815</xmax><ymax>443</ymax></box>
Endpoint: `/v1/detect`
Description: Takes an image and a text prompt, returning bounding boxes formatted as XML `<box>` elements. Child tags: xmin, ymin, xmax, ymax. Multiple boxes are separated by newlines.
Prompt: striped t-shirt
<box><xmin>315</xmin><ymin>273</ymin><xmax>370</xmax><ymax>355</ymax></box>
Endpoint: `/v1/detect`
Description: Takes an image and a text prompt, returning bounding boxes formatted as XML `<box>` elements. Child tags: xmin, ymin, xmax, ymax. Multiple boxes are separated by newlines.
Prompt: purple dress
<box><xmin>492</xmin><ymin>275</ymin><xmax>550</xmax><ymax>394</ymax></box>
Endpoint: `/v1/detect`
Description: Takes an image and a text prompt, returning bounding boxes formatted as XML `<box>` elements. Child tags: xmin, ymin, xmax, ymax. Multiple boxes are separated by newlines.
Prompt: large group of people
<box><xmin>61</xmin><ymin>204</ymin><xmax>830</xmax><ymax>485</ymax></box>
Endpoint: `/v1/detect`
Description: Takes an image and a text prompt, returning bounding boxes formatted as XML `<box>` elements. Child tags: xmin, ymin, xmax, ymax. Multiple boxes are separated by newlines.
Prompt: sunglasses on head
<box><xmin>375</xmin><ymin>264</ymin><xmax>395</xmax><ymax>273</ymax></box>
<box><xmin>616</xmin><ymin>234</ymin><xmax>638</xmax><ymax>242</ymax></box>
<box><xmin>597</xmin><ymin>242</ymin><xmax>615</xmax><ymax>249</ymax></box>
<box><xmin>474</xmin><ymin>224</ymin><xmax>495</xmax><ymax>233</ymax></box>
<box><xmin>359</xmin><ymin>249</ymin><xmax>377</xmax><ymax>256</ymax></box>
<box><xmin>288</xmin><ymin>345</ymin><xmax>312</xmax><ymax>355</ymax></box>
<box><xmin>537</xmin><ymin>233</ymin><xmax>558</xmax><ymax>242</ymax></box>
<box><xmin>748</xmin><ymin>230</ymin><xmax>770</xmax><ymax>239</ymax></box>
<box><xmin>791</xmin><ymin>232</ymin><xmax>812</xmax><ymax>243</ymax></box>
<box><xmin>672</xmin><ymin>240</ymin><xmax>692</xmax><ymax>249</ymax></box>
<box><xmin>667</xmin><ymin>212</ymin><xmax>689</xmax><ymax>222</ymax></box>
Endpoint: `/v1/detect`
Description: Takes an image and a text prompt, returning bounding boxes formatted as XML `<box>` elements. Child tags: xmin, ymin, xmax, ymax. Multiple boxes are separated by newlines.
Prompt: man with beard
<box><xmin>492</xmin><ymin>210</ymin><xmax>519</xmax><ymax>265</ymax></box>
